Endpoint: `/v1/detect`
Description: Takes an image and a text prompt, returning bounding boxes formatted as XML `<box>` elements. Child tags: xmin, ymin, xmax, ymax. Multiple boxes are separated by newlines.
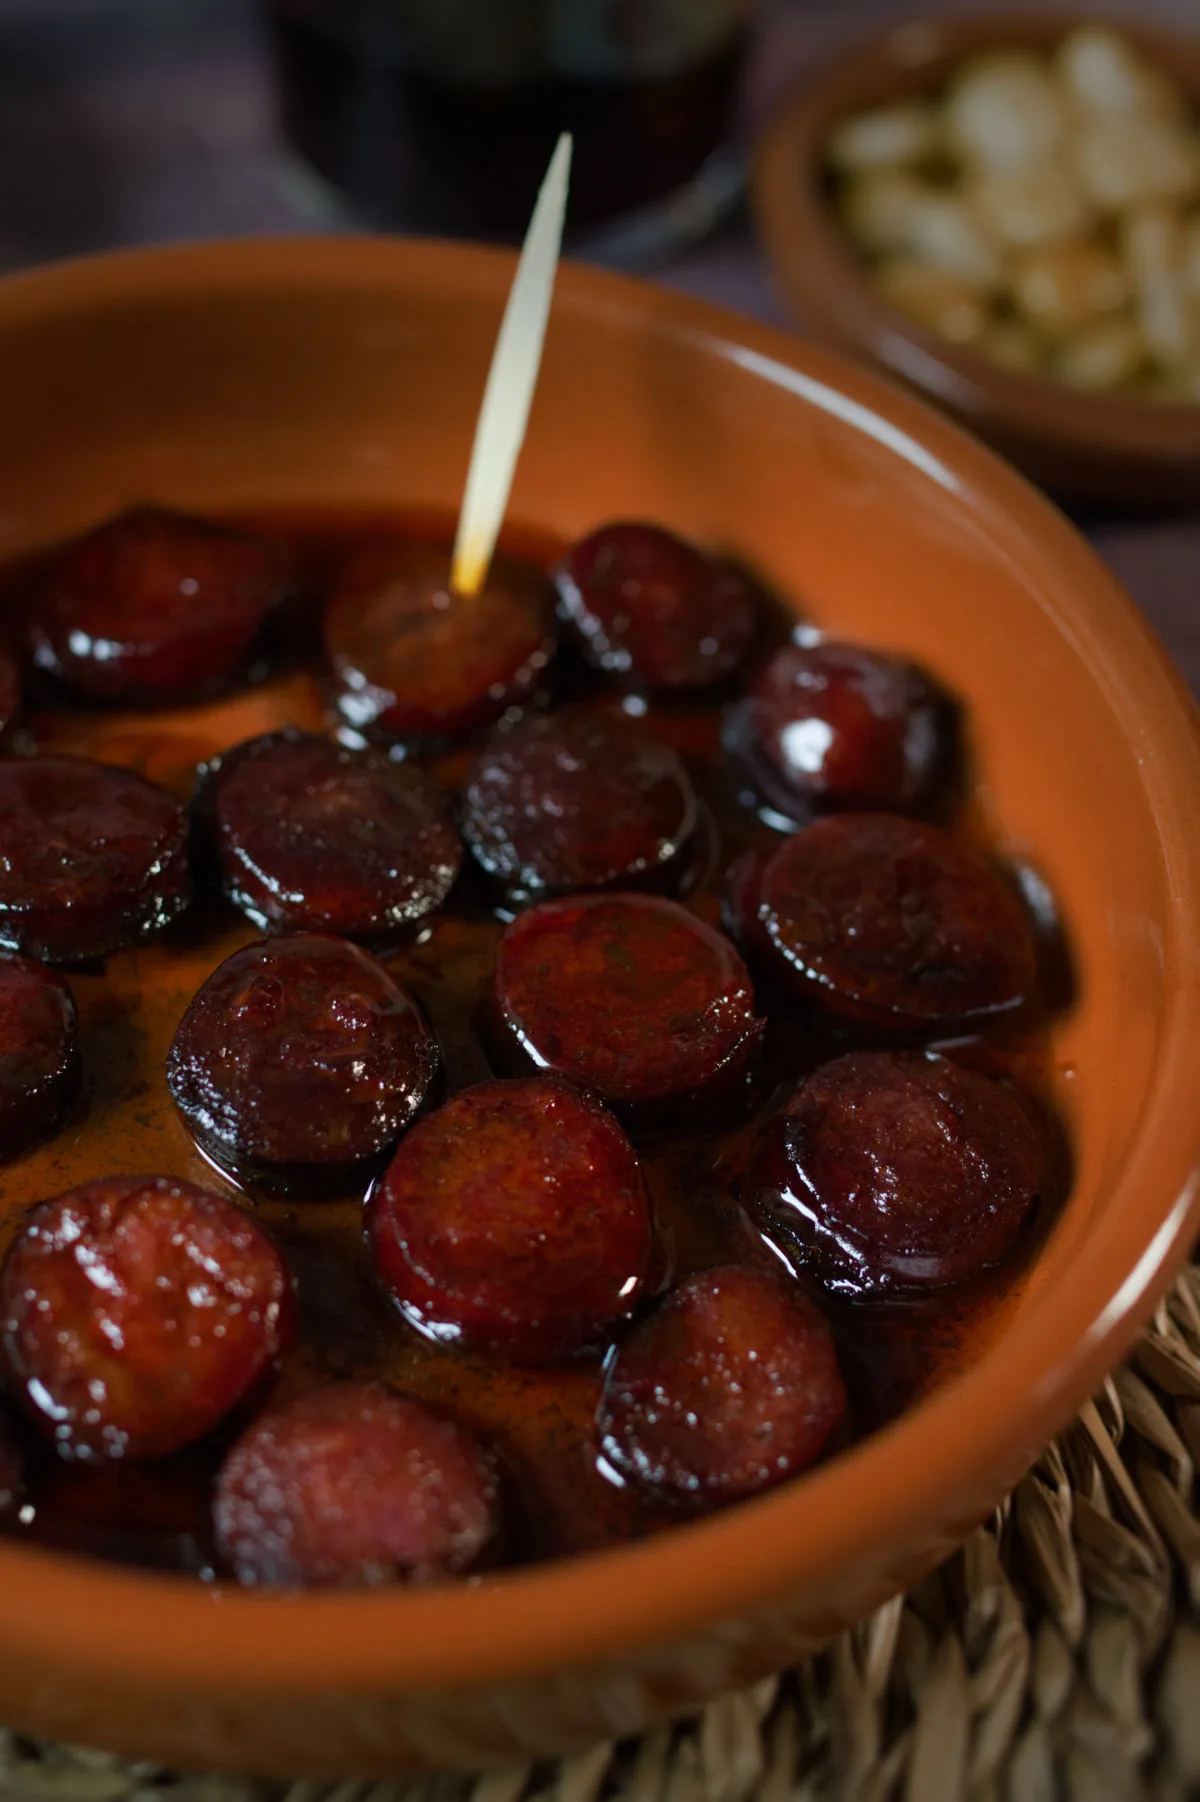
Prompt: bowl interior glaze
<box><xmin>0</xmin><ymin>239</ymin><xmax>1197</xmax><ymax>1777</ymax></box>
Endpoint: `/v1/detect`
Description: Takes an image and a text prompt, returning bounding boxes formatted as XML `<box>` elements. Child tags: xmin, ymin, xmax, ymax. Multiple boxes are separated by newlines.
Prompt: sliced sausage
<box><xmin>24</xmin><ymin>1443</ymin><xmax>217</xmax><ymax>1573</ymax></box>
<box><xmin>0</xmin><ymin>1400</ymin><xmax>24</xmax><ymax>1518</ymax></box>
<box><xmin>511</xmin><ymin>1410</ymin><xmax>678</xmax><ymax>1559</ymax></box>
<box><xmin>0</xmin><ymin>755</ymin><xmax>191</xmax><ymax>963</ymax></box>
<box><xmin>555</xmin><ymin>522</ymin><xmax>759</xmax><ymax>691</ymax></box>
<box><xmin>28</xmin><ymin>507</ymin><xmax>289</xmax><ymax>706</ymax></box>
<box><xmin>493</xmin><ymin>894</ymin><xmax>764</xmax><ymax>1119</ymax></box>
<box><xmin>0</xmin><ymin>1175</ymin><xmax>293</xmax><ymax>1462</ymax></box>
<box><xmin>731</xmin><ymin>813</ymin><xmax>1037</xmax><ymax>1031</ymax></box>
<box><xmin>200</xmin><ymin>729</ymin><xmax>462</xmax><ymax>937</ymax></box>
<box><xmin>596</xmin><ymin>1265</ymin><xmax>846</xmax><ymax>1505</ymax></box>
<box><xmin>368</xmin><ymin>1075</ymin><xmax>651</xmax><ymax>1361</ymax></box>
<box><xmin>724</xmin><ymin>639</ymin><xmax>949</xmax><ymax>824</ymax></box>
<box><xmin>214</xmin><ymin>1381</ymin><xmax>502</xmax><ymax>1589</ymax></box>
<box><xmin>0</xmin><ymin>952</ymin><xmax>79</xmax><ymax>1159</ymax></box>
<box><xmin>167</xmin><ymin>934</ymin><xmax>439</xmax><ymax>1196</ymax></box>
<box><xmin>325</xmin><ymin>540</ymin><xmax>556</xmax><ymax>744</ymax></box>
<box><xmin>0</xmin><ymin>649</ymin><xmax>20</xmax><ymax>737</ymax></box>
<box><xmin>462</xmin><ymin>707</ymin><xmax>698</xmax><ymax>900</ymax></box>
<box><xmin>750</xmin><ymin>1050</ymin><xmax>1044</xmax><ymax>1295</ymax></box>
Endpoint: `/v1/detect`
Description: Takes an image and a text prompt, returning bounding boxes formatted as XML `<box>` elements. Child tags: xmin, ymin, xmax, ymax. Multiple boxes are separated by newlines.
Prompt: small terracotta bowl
<box><xmin>0</xmin><ymin>239</ymin><xmax>1199</xmax><ymax>1779</ymax></box>
<box><xmin>752</xmin><ymin>11</ymin><xmax>1200</xmax><ymax>505</ymax></box>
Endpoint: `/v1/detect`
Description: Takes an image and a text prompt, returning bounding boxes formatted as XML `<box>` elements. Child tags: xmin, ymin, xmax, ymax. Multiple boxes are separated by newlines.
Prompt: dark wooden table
<box><xmin>0</xmin><ymin>0</ymin><xmax>1194</xmax><ymax>688</ymax></box>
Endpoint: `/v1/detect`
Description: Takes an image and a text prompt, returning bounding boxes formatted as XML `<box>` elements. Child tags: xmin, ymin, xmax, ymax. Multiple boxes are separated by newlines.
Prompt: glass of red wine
<box><xmin>262</xmin><ymin>0</ymin><xmax>751</xmax><ymax>267</ymax></box>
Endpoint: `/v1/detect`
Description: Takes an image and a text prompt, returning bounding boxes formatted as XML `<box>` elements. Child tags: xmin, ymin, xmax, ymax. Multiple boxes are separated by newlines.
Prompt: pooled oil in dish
<box><xmin>0</xmin><ymin>511</ymin><xmax>1071</xmax><ymax>1579</ymax></box>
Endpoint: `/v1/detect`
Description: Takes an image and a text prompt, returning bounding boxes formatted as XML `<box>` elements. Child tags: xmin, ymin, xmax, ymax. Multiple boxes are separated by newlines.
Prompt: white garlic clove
<box><xmin>826</xmin><ymin>100</ymin><xmax>941</xmax><ymax>173</ymax></box>
<box><xmin>968</xmin><ymin>164</ymin><xmax>1093</xmax><ymax>251</ymax></box>
<box><xmin>874</xmin><ymin>258</ymin><xmax>989</xmax><ymax>343</ymax></box>
<box><xmin>839</xmin><ymin>169</ymin><xmax>930</xmax><ymax>254</ymax></box>
<box><xmin>944</xmin><ymin>52</ymin><xmax>1068</xmax><ymax>172</ymax></box>
<box><xmin>1180</xmin><ymin>212</ymin><xmax>1200</xmax><ymax>298</ymax></box>
<box><xmin>1075</xmin><ymin>115</ymin><xmax>1198</xmax><ymax>211</ymax></box>
<box><xmin>1053</xmin><ymin>314</ymin><xmax>1147</xmax><ymax>388</ymax></box>
<box><xmin>904</xmin><ymin>193</ymin><xmax>1004</xmax><ymax>289</ymax></box>
<box><xmin>1009</xmin><ymin>240</ymin><xmax>1130</xmax><ymax>335</ymax></box>
<box><xmin>1120</xmin><ymin>203</ymin><xmax>1185</xmax><ymax>278</ymax></box>
<box><xmin>1117</xmin><ymin>206</ymin><xmax>1197</xmax><ymax>369</ymax></box>
<box><xmin>1136</xmin><ymin>278</ymin><xmax>1198</xmax><ymax>369</ymax></box>
<box><xmin>1056</xmin><ymin>25</ymin><xmax>1182</xmax><ymax>122</ymax></box>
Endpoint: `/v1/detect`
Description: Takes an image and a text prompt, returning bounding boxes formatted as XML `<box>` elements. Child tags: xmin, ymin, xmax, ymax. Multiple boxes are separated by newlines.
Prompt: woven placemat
<box><xmin>3</xmin><ymin>1263</ymin><xmax>1197</xmax><ymax>1802</ymax></box>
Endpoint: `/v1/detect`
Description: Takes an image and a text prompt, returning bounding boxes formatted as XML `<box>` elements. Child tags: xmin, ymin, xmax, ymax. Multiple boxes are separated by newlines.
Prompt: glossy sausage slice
<box><xmin>556</xmin><ymin>522</ymin><xmax>759</xmax><ymax>691</ymax></box>
<box><xmin>369</xmin><ymin>1076</ymin><xmax>651</xmax><ymax>1361</ymax></box>
<box><xmin>21</xmin><ymin>1443</ymin><xmax>217</xmax><ymax>1573</ymax></box>
<box><xmin>0</xmin><ymin>756</ymin><xmax>191</xmax><ymax>963</ymax></box>
<box><xmin>0</xmin><ymin>649</ymin><xmax>20</xmax><ymax>737</ymax></box>
<box><xmin>168</xmin><ymin>934</ymin><xmax>439</xmax><ymax>1195</ymax></box>
<box><xmin>730</xmin><ymin>813</ymin><xmax>1036</xmax><ymax>1030</ymax></box>
<box><xmin>200</xmin><ymin>729</ymin><xmax>462</xmax><ymax>936</ymax></box>
<box><xmin>493</xmin><ymin>894</ymin><xmax>764</xmax><ymax>1119</ymax></box>
<box><xmin>462</xmin><ymin>708</ymin><xmax>698</xmax><ymax>900</ymax></box>
<box><xmin>214</xmin><ymin>1381</ymin><xmax>502</xmax><ymax>1589</ymax></box>
<box><xmin>0</xmin><ymin>1176</ymin><xmax>293</xmax><ymax>1461</ymax></box>
<box><xmin>325</xmin><ymin>540</ymin><xmax>555</xmax><ymax>744</ymax></box>
<box><xmin>724</xmin><ymin>639</ymin><xmax>949</xmax><ymax>824</ymax></box>
<box><xmin>596</xmin><ymin>1265</ymin><xmax>846</xmax><ymax>1505</ymax></box>
<box><xmin>28</xmin><ymin>507</ymin><xmax>289</xmax><ymax>706</ymax></box>
<box><xmin>750</xmin><ymin>1050</ymin><xmax>1045</xmax><ymax>1295</ymax></box>
<box><xmin>0</xmin><ymin>1400</ymin><xmax>24</xmax><ymax>1518</ymax></box>
<box><xmin>0</xmin><ymin>952</ymin><xmax>79</xmax><ymax>1159</ymax></box>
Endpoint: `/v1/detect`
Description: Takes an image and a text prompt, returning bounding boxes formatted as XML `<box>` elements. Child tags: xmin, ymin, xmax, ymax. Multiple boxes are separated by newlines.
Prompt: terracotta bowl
<box><xmin>751</xmin><ymin>11</ymin><xmax>1200</xmax><ymax>506</ymax></box>
<box><xmin>0</xmin><ymin>238</ymin><xmax>1199</xmax><ymax>1779</ymax></box>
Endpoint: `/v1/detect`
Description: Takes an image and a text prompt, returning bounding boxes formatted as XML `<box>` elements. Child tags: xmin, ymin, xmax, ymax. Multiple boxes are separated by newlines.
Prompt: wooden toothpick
<box><xmin>450</xmin><ymin>132</ymin><xmax>573</xmax><ymax>599</ymax></box>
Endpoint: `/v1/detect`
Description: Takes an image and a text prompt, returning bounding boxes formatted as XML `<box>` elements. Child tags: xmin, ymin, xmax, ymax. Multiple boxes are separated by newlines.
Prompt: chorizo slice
<box><xmin>0</xmin><ymin>952</ymin><xmax>79</xmax><ymax>1159</ymax></box>
<box><xmin>731</xmin><ymin>812</ymin><xmax>1037</xmax><ymax>1030</ymax></box>
<box><xmin>596</xmin><ymin>1265</ymin><xmax>846</xmax><ymax>1505</ymax></box>
<box><xmin>0</xmin><ymin>755</ymin><xmax>191</xmax><ymax>963</ymax></box>
<box><xmin>462</xmin><ymin>707</ymin><xmax>698</xmax><ymax>900</ymax></box>
<box><xmin>167</xmin><ymin>934</ymin><xmax>439</xmax><ymax>1195</ymax></box>
<box><xmin>0</xmin><ymin>1400</ymin><xmax>24</xmax><ymax>1519</ymax></box>
<box><xmin>724</xmin><ymin>639</ymin><xmax>949</xmax><ymax>824</ymax></box>
<box><xmin>0</xmin><ymin>1175</ymin><xmax>293</xmax><ymax>1462</ymax></box>
<box><xmin>214</xmin><ymin>1380</ymin><xmax>502</xmax><ymax>1589</ymax></box>
<box><xmin>493</xmin><ymin>894</ymin><xmax>764</xmax><ymax>1119</ymax></box>
<box><xmin>368</xmin><ymin>1075</ymin><xmax>651</xmax><ymax>1362</ymax></box>
<box><xmin>0</xmin><ymin>649</ymin><xmax>20</xmax><ymax>736</ymax></box>
<box><xmin>750</xmin><ymin>1050</ymin><xmax>1045</xmax><ymax>1295</ymax></box>
<box><xmin>28</xmin><ymin>506</ymin><xmax>289</xmax><ymax>706</ymax></box>
<box><xmin>555</xmin><ymin>522</ymin><xmax>759</xmax><ymax>691</ymax></box>
<box><xmin>23</xmin><ymin>1444</ymin><xmax>217</xmax><ymax>1573</ymax></box>
<box><xmin>200</xmin><ymin>729</ymin><xmax>461</xmax><ymax>937</ymax></box>
<box><xmin>325</xmin><ymin>540</ymin><xmax>556</xmax><ymax>744</ymax></box>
